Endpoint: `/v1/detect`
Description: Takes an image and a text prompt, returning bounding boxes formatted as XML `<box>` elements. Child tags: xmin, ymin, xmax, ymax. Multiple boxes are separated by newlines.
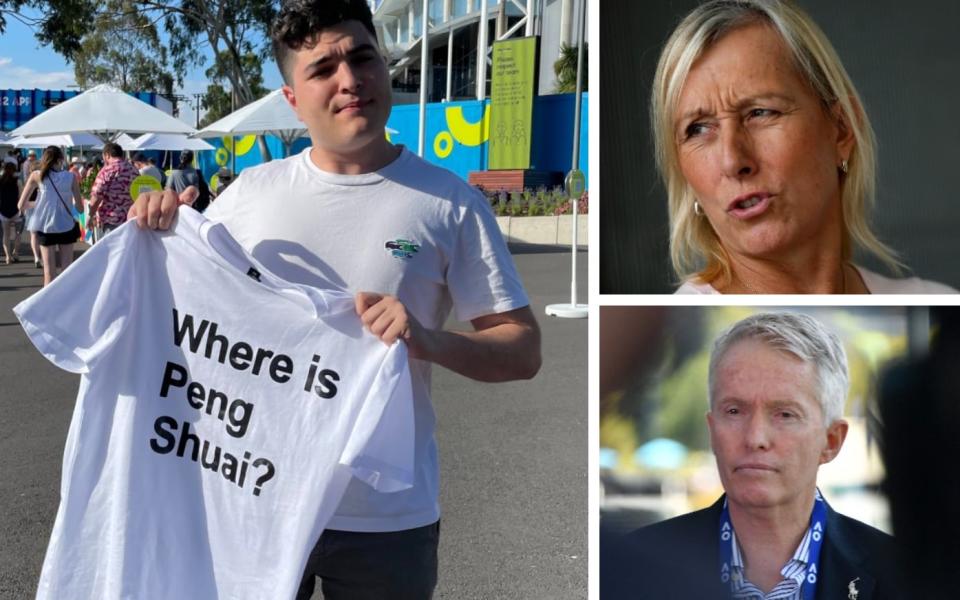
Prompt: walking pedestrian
<box><xmin>89</xmin><ymin>142</ymin><xmax>138</xmax><ymax>240</ymax></box>
<box><xmin>18</xmin><ymin>146</ymin><xmax>83</xmax><ymax>286</ymax></box>
<box><xmin>22</xmin><ymin>160</ymin><xmax>43</xmax><ymax>268</ymax></box>
<box><xmin>0</xmin><ymin>162</ymin><xmax>24</xmax><ymax>264</ymax></box>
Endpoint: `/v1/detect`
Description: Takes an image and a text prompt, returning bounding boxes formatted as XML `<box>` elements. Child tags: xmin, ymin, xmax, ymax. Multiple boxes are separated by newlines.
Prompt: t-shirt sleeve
<box><xmin>338</xmin><ymin>342</ymin><xmax>415</xmax><ymax>493</ymax></box>
<box><xmin>446</xmin><ymin>189</ymin><xmax>530</xmax><ymax>322</ymax></box>
<box><xmin>12</xmin><ymin>223</ymin><xmax>141</xmax><ymax>374</ymax></box>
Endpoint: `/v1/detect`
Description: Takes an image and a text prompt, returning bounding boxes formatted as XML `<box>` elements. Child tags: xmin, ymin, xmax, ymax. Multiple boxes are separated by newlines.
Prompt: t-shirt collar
<box><xmin>298</xmin><ymin>145</ymin><xmax>410</xmax><ymax>186</ymax></box>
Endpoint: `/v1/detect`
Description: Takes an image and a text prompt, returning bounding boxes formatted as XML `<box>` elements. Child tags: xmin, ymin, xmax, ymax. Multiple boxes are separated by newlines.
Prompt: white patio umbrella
<box><xmin>11</xmin><ymin>83</ymin><xmax>195</xmax><ymax>142</ymax></box>
<box><xmin>129</xmin><ymin>133</ymin><xmax>214</xmax><ymax>152</ymax></box>
<box><xmin>9</xmin><ymin>133</ymin><xmax>103</xmax><ymax>166</ymax></box>
<box><xmin>9</xmin><ymin>133</ymin><xmax>103</xmax><ymax>148</ymax></box>
<box><xmin>193</xmin><ymin>89</ymin><xmax>307</xmax><ymax>157</ymax></box>
<box><xmin>92</xmin><ymin>133</ymin><xmax>138</xmax><ymax>150</ymax></box>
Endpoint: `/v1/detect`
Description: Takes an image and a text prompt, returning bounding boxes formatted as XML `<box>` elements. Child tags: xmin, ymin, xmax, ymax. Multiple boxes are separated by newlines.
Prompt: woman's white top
<box><xmin>30</xmin><ymin>170</ymin><xmax>76</xmax><ymax>234</ymax></box>
<box><xmin>675</xmin><ymin>266</ymin><xmax>959</xmax><ymax>294</ymax></box>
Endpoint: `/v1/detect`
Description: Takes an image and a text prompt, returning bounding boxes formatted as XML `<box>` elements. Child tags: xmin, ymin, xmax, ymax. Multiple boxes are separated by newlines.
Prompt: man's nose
<box><xmin>337</xmin><ymin>62</ymin><xmax>361</xmax><ymax>94</ymax></box>
<box><xmin>719</xmin><ymin>122</ymin><xmax>757</xmax><ymax>180</ymax></box>
<box><xmin>743</xmin><ymin>411</ymin><xmax>771</xmax><ymax>450</ymax></box>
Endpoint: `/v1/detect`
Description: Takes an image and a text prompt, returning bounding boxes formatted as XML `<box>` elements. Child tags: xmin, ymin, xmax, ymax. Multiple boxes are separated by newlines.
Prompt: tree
<box><xmin>72</xmin><ymin>0</ymin><xmax>177</xmax><ymax>98</ymax></box>
<box><xmin>7</xmin><ymin>0</ymin><xmax>278</xmax><ymax>157</ymax></box>
<box><xmin>1</xmin><ymin>0</ymin><xmax>94</xmax><ymax>60</ymax></box>
<box><xmin>199</xmin><ymin>48</ymin><xmax>269</xmax><ymax>127</ymax></box>
<box><xmin>553</xmin><ymin>42</ymin><xmax>588</xmax><ymax>94</ymax></box>
<box><xmin>200</xmin><ymin>84</ymin><xmax>232</xmax><ymax>128</ymax></box>
<box><xmin>136</xmin><ymin>0</ymin><xmax>277</xmax><ymax>159</ymax></box>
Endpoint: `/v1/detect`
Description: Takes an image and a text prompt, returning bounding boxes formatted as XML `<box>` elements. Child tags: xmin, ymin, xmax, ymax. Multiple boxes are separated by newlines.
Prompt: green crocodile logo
<box><xmin>384</xmin><ymin>238</ymin><xmax>421</xmax><ymax>259</ymax></box>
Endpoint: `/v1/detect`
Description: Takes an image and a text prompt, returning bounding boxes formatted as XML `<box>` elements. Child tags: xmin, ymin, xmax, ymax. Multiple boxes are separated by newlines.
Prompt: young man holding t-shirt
<box><xmin>131</xmin><ymin>0</ymin><xmax>542</xmax><ymax>597</ymax></box>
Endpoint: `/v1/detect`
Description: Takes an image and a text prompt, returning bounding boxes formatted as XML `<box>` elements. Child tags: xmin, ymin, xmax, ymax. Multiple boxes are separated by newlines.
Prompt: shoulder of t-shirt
<box><xmin>207</xmin><ymin>154</ymin><xmax>294</xmax><ymax>204</ymax></box>
<box><xmin>233</xmin><ymin>152</ymin><xmax>300</xmax><ymax>184</ymax></box>
<box><xmin>390</xmin><ymin>149</ymin><xmax>488</xmax><ymax>212</ymax></box>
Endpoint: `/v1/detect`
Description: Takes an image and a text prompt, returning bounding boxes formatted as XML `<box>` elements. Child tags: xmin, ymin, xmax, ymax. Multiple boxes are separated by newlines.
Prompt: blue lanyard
<box><xmin>718</xmin><ymin>489</ymin><xmax>828</xmax><ymax>600</ymax></box>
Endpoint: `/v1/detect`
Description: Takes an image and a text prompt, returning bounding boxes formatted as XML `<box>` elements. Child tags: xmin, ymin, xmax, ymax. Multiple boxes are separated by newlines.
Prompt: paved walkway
<box><xmin>0</xmin><ymin>241</ymin><xmax>587</xmax><ymax>599</ymax></box>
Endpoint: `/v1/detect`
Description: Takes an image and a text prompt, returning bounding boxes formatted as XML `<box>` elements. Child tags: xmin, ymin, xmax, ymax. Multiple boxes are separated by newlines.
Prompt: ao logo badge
<box><xmin>720</xmin><ymin>521</ymin><xmax>732</xmax><ymax>583</ymax></box>
<box><xmin>385</xmin><ymin>238</ymin><xmax>421</xmax><ymax>260</ymax></box>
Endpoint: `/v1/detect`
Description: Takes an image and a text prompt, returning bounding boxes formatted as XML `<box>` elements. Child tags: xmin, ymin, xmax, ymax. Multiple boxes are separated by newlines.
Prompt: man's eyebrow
<box><xmin>305</xmin><ymin>43</ymin><xmax>378</xmax><ymax>70</ymax></box>
<box><xmin>769</xmin><ymin>399</ymin><xmax>808</xmax><ymax>412</ymax></box>
<box><xmin>675</xmin><ymin>93</ymin><xmax>796</xmax><ymax>128</ymax></box>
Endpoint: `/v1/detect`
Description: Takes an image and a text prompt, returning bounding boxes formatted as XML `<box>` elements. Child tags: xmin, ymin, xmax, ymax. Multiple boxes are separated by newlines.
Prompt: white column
<box><xmin>496</xmin><ymin>0</ymin><xmax>505</xmax><ymax>39</ymax></box>
<box><xmin>418</xmin><ymin>0</ymin><xmax>430</xmax><ymax>156</ymax></box>
<box><xmin>408</xmin><ymin>3</ymin><xmax>416</xmax><ymax>44</ymax></box>
<box><xmin>476</xmin><ymin>0</ymin><xmax>488</xmax><ymax>99</ymax></box>
<box><xmin>443</xmin><ymin>0</ymin><xmax>452</xmax><ymax>22</ymax></box>
<box><xmin>560</xmin><ymin>0</ymin><xmax>573</xmax><ymax>46</ymax></box>
<box><xmin>525</xmin><ymin>0</ymin><xmax>535</xmax><ymax>36</ymax></box>
<box><xmin>446</xmin><ymin>27</ymin><xmax>455</xmax><ymax>101</ymax></box>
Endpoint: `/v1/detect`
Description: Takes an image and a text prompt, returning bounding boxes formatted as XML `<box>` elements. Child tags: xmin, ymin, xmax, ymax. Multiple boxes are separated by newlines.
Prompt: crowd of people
<box><xmin>0</xmin><ymin>144</ymin><xmax>232</xmax><ymax>286</ymax></box>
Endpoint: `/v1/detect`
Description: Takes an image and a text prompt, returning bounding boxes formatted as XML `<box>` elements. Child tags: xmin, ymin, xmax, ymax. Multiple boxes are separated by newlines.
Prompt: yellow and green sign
<box><xmin>489</xmin><ymin>36</ymin><xmax>539</xmax><ymax>170</ymax></box>
<box><xmin>130</xmin><ymin>175</ymin><xmax>162</xmax><ymax>201</ymax></box>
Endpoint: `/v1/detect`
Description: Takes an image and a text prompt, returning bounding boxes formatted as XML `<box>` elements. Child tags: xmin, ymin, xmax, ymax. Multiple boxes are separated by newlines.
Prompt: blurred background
<box><xmin>599</xmin><ymin>305</ymin><xmax>934</xmax><ymax>536</ymax></box>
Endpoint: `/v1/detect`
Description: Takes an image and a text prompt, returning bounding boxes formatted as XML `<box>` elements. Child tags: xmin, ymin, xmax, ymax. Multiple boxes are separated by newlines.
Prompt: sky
<box><xmin>0</xmin><ymin>7</ymin><xmax>285</xmax><ymax>125</ymax></box>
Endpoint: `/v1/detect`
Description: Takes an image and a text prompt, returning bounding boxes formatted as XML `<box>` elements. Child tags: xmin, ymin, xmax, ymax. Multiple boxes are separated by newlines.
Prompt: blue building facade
<box><xmin>3</xmin><ymin>88</ymin><xmax>588</xmax><ymax>191</ymax></box>
<box><xmin>198</xmin><ymin>93</ymin><xmax>589</xmax><ymax>189</ymax></box>
<box><xmin>1</xmin><ymin>89</ymin><xmax>170</xmax><ymax>131</ymax></box>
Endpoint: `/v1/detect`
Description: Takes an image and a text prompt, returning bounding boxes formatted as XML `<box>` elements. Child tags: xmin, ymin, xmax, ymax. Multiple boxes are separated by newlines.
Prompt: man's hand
<box><xmin>355</xmin><ymin>292</ymin><xmax>541</xmax><ymax>382</ymax></box>
<box><xmin>355</xmin><ymin>292</ymin><xmax>431</xmax><ymax>359</ymax></box>
<box><xmin>179</xmin><ymin>186</ymin><xmax>199</xmax><ymax>207</ymax></box>
<box><xmin>127</xmin><ymin>188</ymin><xmax>180</xmax><ymax>230</ymax></box>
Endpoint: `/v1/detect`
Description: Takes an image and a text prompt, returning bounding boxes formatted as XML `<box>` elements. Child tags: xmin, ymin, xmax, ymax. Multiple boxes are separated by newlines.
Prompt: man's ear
<box><xmin>281</xmin><ymin>84</ymin><xmax>298</xmax><ymax>113</ymax></box>
<box><xmin>819</xmin><ymin>419</ymin><xmax>848</xmax><ymax>465</ymax></box>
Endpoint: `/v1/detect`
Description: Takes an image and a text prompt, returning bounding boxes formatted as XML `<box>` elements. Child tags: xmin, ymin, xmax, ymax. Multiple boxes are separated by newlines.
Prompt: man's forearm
<box><xmin>418</xmin><ymin>322</ymin><xmax>541</xmax><ymax>383</ymax></box>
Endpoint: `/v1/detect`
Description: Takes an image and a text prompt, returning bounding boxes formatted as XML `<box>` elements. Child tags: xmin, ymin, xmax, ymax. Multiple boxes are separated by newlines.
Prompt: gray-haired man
<box><xmin>622</xmin><ymin>312</ymin><xmax>904</xmax><ymax>600</ymax></box>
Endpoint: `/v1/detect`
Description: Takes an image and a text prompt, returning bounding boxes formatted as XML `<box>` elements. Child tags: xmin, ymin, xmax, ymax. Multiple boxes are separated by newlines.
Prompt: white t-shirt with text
<box><xmin>204</xmin><ymin>146</ymin><xmax>530</xmax><ymax>532</ymax></box>
<box><xmin>15</xmin><ymin>207</ymin><xmax>415</xmax><ymax>600</ymax></box>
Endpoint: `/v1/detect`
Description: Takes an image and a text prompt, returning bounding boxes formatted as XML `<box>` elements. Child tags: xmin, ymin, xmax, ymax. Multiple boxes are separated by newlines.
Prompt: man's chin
<box><xmin>726</xmin><ymin>486</ymin><xmax>782</xmax><ymax>510</ymax></box>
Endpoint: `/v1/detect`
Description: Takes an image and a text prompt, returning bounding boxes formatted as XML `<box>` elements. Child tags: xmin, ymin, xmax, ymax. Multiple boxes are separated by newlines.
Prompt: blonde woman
<box><xmin>651</xmin><ymin>0</ymin><xmax>955</xmax><ymax>293</ymax></box>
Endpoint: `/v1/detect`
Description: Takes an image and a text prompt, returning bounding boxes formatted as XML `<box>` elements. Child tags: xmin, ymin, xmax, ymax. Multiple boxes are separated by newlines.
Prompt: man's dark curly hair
<box><xmin>272</xmin><ymin>0</ymin><xmax>379</xmax><ymax>84</ymax></box>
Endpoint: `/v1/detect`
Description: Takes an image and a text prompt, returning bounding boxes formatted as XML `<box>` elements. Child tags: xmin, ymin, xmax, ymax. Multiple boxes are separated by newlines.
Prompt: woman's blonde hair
<box><xmin>651</xmin><ymin>0</ymin><xmax>902</xmax><ymax>284</ymax></box>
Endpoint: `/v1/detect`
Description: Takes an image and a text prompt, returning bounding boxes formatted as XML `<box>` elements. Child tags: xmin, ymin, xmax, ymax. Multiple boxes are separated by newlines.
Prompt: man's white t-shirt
<box><xmin>14</xmin><ymin>208</ymin><xmax>415</xmax><ymax>600</ymax></box>
<box><xmin>204</xmin><ymin>146</ymin><xmax>530</xmax><ymax>532</ymax></box>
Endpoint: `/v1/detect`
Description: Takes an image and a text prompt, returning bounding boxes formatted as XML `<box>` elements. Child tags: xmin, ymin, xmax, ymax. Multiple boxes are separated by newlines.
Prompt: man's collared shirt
<box><xmin>91</xmin><ymin>157</ymin><xmax>139</xmax><ymax>226</ymax></box>
<box><xmin>728</xmin><ymin>527</ymin><xmax>813</xmax><ymax>600</ymax></box>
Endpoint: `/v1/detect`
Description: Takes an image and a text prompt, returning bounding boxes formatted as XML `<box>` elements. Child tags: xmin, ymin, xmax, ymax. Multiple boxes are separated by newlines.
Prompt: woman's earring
<box><xmin>693</xmin><ymin>200</ymin><xmax>704</xmax><ymax>216</ymax></box>
<box><xmin>840</xmin><ymin>160</ymin><xmax>849</xmax><ymax>174</ymax></box>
